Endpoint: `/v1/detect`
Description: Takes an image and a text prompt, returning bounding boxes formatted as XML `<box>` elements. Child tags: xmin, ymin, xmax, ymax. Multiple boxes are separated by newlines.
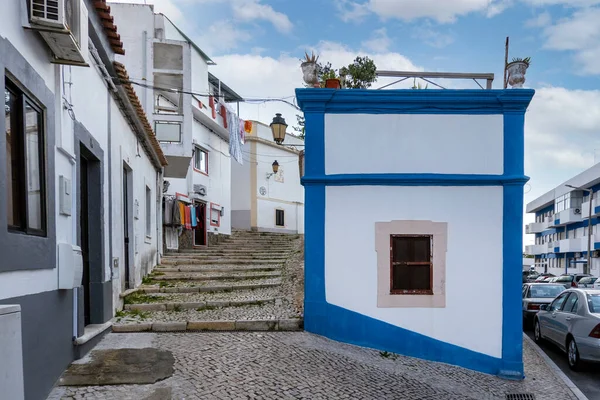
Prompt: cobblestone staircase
<box><xmin>113</xmin><ymin>230</ymin><xmax>304</xmax><ymax>332</ymax></box>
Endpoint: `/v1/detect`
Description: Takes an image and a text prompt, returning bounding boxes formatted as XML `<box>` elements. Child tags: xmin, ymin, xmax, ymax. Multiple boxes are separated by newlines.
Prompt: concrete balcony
<box><xmin>555</xmin><ymin>208</ymin><xmax>583</xmax><ymax>226</ymax></box>
<box><xmin>548</xmin><ymin>241</ymin><xmax>559</xmax><ymax>253</ymax></box>
<box><xmin>581</xmin><ymin>198</ymin><xmax>600</xmax><ymax>217</ymax></box>
<box><xmin>526</xmin><ymin>220</ymin><xmax>551</xmax><ymax>234</ymax></box>
<box><xmin>525</xmin><ymin>244</ymin><xmax>547</xmax><ymax>255</ymax></box>
<box><xmin>559</xmin><ymin>238</ymin><xmax>586</xmax><ymax>253</ymax></box>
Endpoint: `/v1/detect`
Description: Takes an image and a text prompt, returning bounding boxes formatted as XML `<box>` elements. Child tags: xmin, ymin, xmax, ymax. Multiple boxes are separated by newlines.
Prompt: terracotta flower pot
<box><xmin>325</xmin><ymin>79</ymin><xmax>341</xmax><ymax>89</ymax></box>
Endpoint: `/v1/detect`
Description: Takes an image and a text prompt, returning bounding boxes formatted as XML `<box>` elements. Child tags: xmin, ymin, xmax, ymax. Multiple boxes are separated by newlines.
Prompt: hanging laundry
<box><xmin>209</xmin><ymin>95</ymin><xmax>216</xmax><ymax>119</ymax></box>
<box><xmin>191</xmin><ymin>205</ymin><xmax>197</xmax><ymax>228</ymax></box>
<box><xmin>225</xmin><ymin>102</ymin><xmax>243</xmax><ymax>165</ymax></box>
<box><xmin>178</xmin><ymin>201</ymin><xmax>185</xmax><ymax>226</ymax></box>
<box><xmin>184</xmin><ymin>206</ymin><xmax>192</xmax><ymax>230</ymax></box>
<box><xmin>220</xmin><ymin>104</ymin><xmax>228</xmax><ymax>129</ymax></box>
<box><xmin>163</xmin><ymin>197</ymin><xmax>173</xmax><ymax>225</ymax></box>
<box><xmin>239</xmin><ymin>119</ymin><xmax>246</xmax><ymax>144</ymax></box>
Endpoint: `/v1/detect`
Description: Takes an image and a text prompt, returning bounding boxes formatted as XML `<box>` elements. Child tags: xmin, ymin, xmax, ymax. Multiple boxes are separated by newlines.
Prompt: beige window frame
<box><xmin>375</xmin><ymin>220</ymin><xmax>448</xmax><ymax>308</ymax></box>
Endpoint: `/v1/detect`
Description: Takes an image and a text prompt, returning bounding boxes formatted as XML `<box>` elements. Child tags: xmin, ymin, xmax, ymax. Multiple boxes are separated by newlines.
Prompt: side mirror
<box><xmin>540</xmin><ymin>304</ymin><xmax>548</xmax><ymax>311</ymax></box>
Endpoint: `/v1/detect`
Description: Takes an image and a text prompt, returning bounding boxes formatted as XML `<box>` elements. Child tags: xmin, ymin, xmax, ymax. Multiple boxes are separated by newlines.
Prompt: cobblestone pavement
<box><xmin>48</xmin><ymin>331</ymin><xmax>577</xmax><ymax>400</ymax></box>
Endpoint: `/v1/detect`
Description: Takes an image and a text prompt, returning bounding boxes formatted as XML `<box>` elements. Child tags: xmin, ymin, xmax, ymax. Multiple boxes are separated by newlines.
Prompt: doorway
<box><xmin>194</xmin><ymin>202</ymin><xmax>206</xmax><ymax>246</ymax></box>
<box><xmin>122</xmin><ymin>165</ymin><xmax>133</xmax><ymax>290</ymax></box>
<box><xmin>80</xmin><ymin>155</ymin><xmax>91</xmax><ymax>325</ymax></box>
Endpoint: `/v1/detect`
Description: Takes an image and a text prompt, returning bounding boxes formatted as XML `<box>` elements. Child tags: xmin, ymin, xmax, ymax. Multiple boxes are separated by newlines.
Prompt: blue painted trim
<box><xmin>595</xmin><ymin>206</ymin><xmax>600</xmax><ymax>215</ymax></box>
<box><xmin>301</xmin><ymin>173</ymin><xmax>528</xmax><ymax>187</ymax></box>
<box><xmin>299</xmin><ymin>87</ymin><xmax>534</xmax><ymax>379</ymax></box>
<box><xmin>295</xmin><ymin>88</ymin><xmax>535</xmax><ymax>115</ymax></box>
<box><xmin>501</xmin><ymin>110</ymin><xmax>526</xmax><ymax>379</ymax></box>
<box><xmin>535</xmin><ymin>205</ymin><xmax>554</xmax><ymax>218</ymax></box>
<box><xmin>566</xmin><ymin>218</ymin><xmax>599</xmax><ymax>231</ymax></box>
<box><xmin>595</xmin><ymin>243</ymin><xmax>600</xmax><ymax>250</ymax></box>
<box><xmin>555</xmin><ymin>247</ymin><xmax>560</xmax><ymax>253</ymax></box>
<box><xmin>538</xmin><ymin>227</ymin><xmax>564</xmax><ymax>237</ymax></box>
<box><xmin>555</xmin><ymin>219</ymin><xmax>560</xmax><ymax>225</ymax></box>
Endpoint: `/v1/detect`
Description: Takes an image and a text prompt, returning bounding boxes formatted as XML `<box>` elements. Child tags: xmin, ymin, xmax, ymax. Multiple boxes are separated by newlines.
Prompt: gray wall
<box><xmin>0</xmin><ymin>38</ymin><xmax>56</xmax><ymax>272</ymax></box>
<box><xmin>0</xmin><ymin>290</ymin><xmax>75</xmax><ymax>400</ymax></box>
<box><xmin>231</xmin><ymin>210</ymin><xmax>251</xmax><ymax>231</ymax></box>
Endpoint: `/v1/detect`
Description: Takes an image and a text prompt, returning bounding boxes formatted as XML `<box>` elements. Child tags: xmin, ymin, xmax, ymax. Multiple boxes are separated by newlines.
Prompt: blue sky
<box><xmin>116</xmin><ymin>0</ymin><xmax>600</xmax><ymax>240</ymax></box>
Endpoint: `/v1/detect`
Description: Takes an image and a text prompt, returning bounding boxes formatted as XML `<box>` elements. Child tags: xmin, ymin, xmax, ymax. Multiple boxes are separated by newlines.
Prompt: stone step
<box><xmin>163</xmin><ymin>254</ymin><xmax>289</xmax><ymax>260</ymax></box>
<box><xmin>112</xmin><ymin>318</ymin><xmax>303</xmax><ymax>332</ymax></box>
<box><xmin>221</xmin><ymin>239</ymin><xmax>297</xmax><ymax>244</ymax></box>
<box><xmin>171</xmin><ymin>250</ymin><xmax>294</xmax><ymax>255</ymax></box>
<box><xmin>139</xmin><ymin>281</ymin><xmax>281</xmax><ymax>294</ymax></box>
<box><xmin>124</xmin><ymin>297</ymin><xmax>276</xmax><ymax>312</ymax></box>
<box><xmin>125</xmin><ymin>286</ymin><xmax>279</xmax><ymax>305</ymax></box>
<box><xmin>152</xmin><ymin>271</ymin><xmax>282</xmax><ymax>281</ymax></box>
<box><xmin>161</xmin><ymin>258</ymin><xmax>284</xmax><ymax>266</ymax></box>
<box><xmin>155</xmin><ymin>265</ymin><xmax>281</xmax><ymax>273</ymax></box>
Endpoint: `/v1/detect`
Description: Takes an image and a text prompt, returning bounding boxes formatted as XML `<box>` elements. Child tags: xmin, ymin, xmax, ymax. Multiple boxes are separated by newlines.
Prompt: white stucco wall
<box><xmin>324</xmin><ymin>114</ymin><xmax>504</xmax><ymax>175</ymax></box>
<box><xmin>325</xmin><ymin>185</ymin><xmax>504</xmax><ymax>358</ymax></box>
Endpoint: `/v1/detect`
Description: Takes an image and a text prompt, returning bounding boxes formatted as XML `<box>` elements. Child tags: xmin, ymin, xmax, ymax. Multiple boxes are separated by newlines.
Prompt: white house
<box><xmin>110</xmin><ymin>3</ymin><xmax>244</xmax><ymax>250</ymax></box>
<box><xmin>0</xmin><ymin>1</ymin><xmax>167</xmax><ymax>398</ymax></box>
<box><xmin>231</xmin><ymin>120</ymin><xmax>304</xmax><ymax>234</ymax></box>
<box><xmin>296</xmin><ymin>87</ymin><xmax>535</xmax><ymax>379</ymax></box>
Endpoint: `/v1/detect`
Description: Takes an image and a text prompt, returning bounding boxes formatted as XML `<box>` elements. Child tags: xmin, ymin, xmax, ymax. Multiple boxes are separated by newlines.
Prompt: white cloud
<box><xmin>210</xmin><ymin>42</ymin><xmax>420</xmax><ymax>127</ymax></box>
<box><xmin>361</xmin><ymin>28</ymin><xmax>391</xmax><ymax>53</ymax></box>
<box><xmin>524</xmin><ymin>87</ymin><xmax>600</xmax><ymax>202</ymax></box>
<box><xmin>194</xmin><ymin>20</ymin><xmax>252</xmax><ymax>55</ymax></box>
<box><xmin>542</xmin><ymin>7</ymin><xmax>600</xmax><ymax>74</ymax></box>
<box><xmin>109</xmin><ymin>0</ymin><xmax>185</xmax><ymax>23</ymax></box>
<box><xmin>525</xmin><ymin>11</ymin><xmax>551</xmax><ymax>28</ymax></box>
<box><xmin>231</xmin><ymin>0</ymin><xmax>293</xmax><ymax>33</ymax></box>
<box><xmin>521</xmin><ymin>0</ymin><xmax>600</xmax><ymax>4</ymax></box>
<box><xmin>335</xmin><ymin>0</ymin><xmax>513</xmax><ymax>24</ymax></box>
<box><xmin>412</xmin><ymin>23</ymin><xmax>454</xmax><ymax>48</ymax></box>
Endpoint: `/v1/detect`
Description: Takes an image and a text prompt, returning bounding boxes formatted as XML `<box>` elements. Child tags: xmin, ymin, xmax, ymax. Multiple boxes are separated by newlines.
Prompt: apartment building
<box><xmin>0</xmin><ymin>0</ymin><xmax>167</xmax><ymax>398</ymax></box>
<box><xmin>110</xmin><ymin>3</ymin><xmax>244</xmax><ymax>250</ymax></box>
<box><xmin>525</xmin><ymin>163</ymin><xmax>600</xmax><ymax>274</ymax></box>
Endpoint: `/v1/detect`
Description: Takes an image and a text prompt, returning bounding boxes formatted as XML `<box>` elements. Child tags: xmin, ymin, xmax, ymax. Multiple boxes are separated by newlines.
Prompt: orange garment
<box><xmin>178</xmin><ymin>202</ymin><xmax>185</xmax><ymax>226</ymax></box>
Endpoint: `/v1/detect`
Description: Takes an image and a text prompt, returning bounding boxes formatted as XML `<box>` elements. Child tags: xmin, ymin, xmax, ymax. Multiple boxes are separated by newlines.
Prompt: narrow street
<box><xmin>525</xmin><ymin>331</ymin><xmax>600</xmax><ymax>400</ymax></box>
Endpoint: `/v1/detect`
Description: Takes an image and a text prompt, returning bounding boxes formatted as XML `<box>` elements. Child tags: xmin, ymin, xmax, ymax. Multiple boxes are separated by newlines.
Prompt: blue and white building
<box><xmin>526</xmin><ymin>163</ymin><xmax>600</xmax><ymax>274</ymax></box>
<box><xmin>297</xmin><ymin>87</ymin><xmax>534</xmax><ymax>379</ymax></box>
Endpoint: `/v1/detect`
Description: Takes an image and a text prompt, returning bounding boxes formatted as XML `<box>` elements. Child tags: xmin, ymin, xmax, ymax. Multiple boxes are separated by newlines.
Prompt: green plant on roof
<box><xmin>509</xmin><ymin>57</ymin><xmax>531</xmax><ymax>66</ymax></box>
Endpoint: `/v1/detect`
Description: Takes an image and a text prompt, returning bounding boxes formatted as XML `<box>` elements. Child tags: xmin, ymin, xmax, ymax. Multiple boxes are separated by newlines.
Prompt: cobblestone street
<box><xmin>48</xmin><ymin>331</ymin><xmax>578</xmax><ymax>400</ymax></box>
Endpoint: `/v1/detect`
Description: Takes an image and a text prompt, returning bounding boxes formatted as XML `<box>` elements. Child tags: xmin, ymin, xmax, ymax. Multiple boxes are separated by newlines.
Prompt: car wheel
<box><xmin>534</xmin><ymin>319</ymin><xmax>543</xmax><ymax>343</ymax></box>
<box><xmin>567</xmin><ymin>337</ymin><xmax>581</xmax><ymax>371</ymax></box>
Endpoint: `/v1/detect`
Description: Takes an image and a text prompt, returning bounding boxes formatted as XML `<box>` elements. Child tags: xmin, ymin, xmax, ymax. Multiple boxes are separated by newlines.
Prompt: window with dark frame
<box><xmin>194</xmin><ymin>147</ymin><xmax>208</xmax><ymax>174</ymax></box>
<box><xmin>275</xmin><ymin>209</ymin><xmax>285</xmax><ymax>227</ymax></box>
<box><xmin>390</xmin><ymin>235</ymin><xmax>433</xmax><ymax>295</ymax></box>
<box><xmin>5</xmin><ymin>77</ymin><xmax>46</xmax><ymax>236</ymax></box>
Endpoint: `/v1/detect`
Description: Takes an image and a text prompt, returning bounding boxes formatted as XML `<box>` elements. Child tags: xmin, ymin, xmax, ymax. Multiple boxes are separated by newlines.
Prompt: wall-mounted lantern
<box><xmin>267</xmin><ymin>160</ymin><xmax>280</xmax><ymax>179</ymax></box>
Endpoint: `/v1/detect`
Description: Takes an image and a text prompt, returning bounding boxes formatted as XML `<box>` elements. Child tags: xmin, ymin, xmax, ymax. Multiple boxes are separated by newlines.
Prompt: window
<box><xmin>194</xmin><ymin>147</ymin><xmax>208</xmax><ymax>174</ymax></box>
<box><xmin>145</xmin><ymin>186</ymin><xmax>152</xmax><ymax>237</ymax></box>
<box><xmin>549</xmin><ymin>292</ymin><xmax>569</xmax><ymax>312</ymax></box>
<box><xmin>5</xmin><ymin>78</ymin><xmax>46</xmax><ymax>235</ymax></box>
<box><xmin>390</xmin><ymin>235</ymin><xmax>433</xmax><ymax>295</ymax></box>
<box><xmin>275</xmin><ymin>209</ymin><xmax>285</xmax><ymax>227</ymax></box>
<box><xmin>562</xmin><ymin>293</ymin><xmax>579</xmax><ymax>313</ymax></box>
<box><xmin>210</xmin><ymin>203</ymin><xmax>221</xmax><ymax>227</ymax></box>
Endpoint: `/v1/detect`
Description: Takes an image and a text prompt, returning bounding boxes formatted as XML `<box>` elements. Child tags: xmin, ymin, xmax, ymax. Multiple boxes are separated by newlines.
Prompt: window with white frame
<box><xmin>194</xmin><ymin>147</ymin><xmax>208</xmax><ymax>174</ymax></box>
<box><xmin>145</xmin><ymin>185</ymin><xmax>151</xmax><ymax>237</ymax></box>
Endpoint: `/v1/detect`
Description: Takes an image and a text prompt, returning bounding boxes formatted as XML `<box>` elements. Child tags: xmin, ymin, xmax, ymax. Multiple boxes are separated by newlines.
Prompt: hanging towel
<box><xmin>239</xmin><ymin>119</ymin><xmax>246</xmax><ymax>144</ymax></box>
<box><xmin>191</xmin><ymin>205</ymin><xmax>197</xmax><ymax>228</ymax></box>
<box><xmin>226</xmin><ymin>103</ymin><xmax>243</xmax><ymax>165</ymax></box>
<box><xmin>163</xmin><ymin>197</ymin><xmax>173</xmax><ymax>225</ymax></box>
<box><xmin>178</xmin><ymin>201</ymin><xmax>185</xmax><ymax>226</ymax></box>
<box><xmin>184</xmin><ymin>206</ymin><xmax>192</xmax><ymax>230</ymax></box>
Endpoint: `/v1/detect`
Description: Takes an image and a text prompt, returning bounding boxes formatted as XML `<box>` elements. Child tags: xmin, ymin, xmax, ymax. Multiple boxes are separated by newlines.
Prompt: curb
<box><xmin>523</xmin><ymin>334</ymin><xmax>588</xmax><ymax>400</ymax></box>
<box><xmin>112</xmin><ymin>318</ymin><xmax>304</xmax><ymax>333</ymax></box>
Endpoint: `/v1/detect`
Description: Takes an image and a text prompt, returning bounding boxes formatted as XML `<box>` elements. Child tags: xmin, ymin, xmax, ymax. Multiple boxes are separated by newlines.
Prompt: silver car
<box><xmin>534</xmin><ymin>289</ymin><xmax>600</xmax><ymax>370</ymax></box>
<box><xmin>522</xmin><ymin>283</ymin><xmax>566</xmax><ymax>328</ymax></box>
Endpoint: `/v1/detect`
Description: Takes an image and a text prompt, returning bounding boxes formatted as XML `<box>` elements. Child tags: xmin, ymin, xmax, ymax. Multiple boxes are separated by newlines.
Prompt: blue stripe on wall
<box><xmin>297</xmin><ymin>87</ymin><xmax>534</xmax><ymax>380</ymax></box>
<box><xmin>535</xmin><ymin>204</ymin><xmax>554</xmax><ymax>218</ymax></box>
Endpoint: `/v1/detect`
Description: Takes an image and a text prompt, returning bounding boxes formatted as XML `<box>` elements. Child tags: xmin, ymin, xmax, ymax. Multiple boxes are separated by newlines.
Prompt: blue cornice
<box><xmin>295</xmin><ymin>88</ymin><xmax>535</xmax><ymax>114</ymax></box>
<box><xmin>302</xmin><ymin>173</ymin><xmax>529</xmax><ymax>187</ymax></box>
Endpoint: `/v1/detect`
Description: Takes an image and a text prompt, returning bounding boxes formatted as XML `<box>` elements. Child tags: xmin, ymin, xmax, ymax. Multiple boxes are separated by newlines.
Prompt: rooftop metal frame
<box><xmin>375</xmin><ymin>71</ymin><xmax>495</xmax><ymax>90</ymax></box>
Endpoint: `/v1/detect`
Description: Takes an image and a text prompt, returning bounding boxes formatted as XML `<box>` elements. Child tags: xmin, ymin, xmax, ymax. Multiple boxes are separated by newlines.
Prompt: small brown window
<box><xmin>390</xmin><ymin>235</ymin><xmax>433</xmax><ymax>295</ymax></box>
<box><xmin>275</xmin><ymin>209</ymin><xmax>284</xmax><ymax>227</ymax></box>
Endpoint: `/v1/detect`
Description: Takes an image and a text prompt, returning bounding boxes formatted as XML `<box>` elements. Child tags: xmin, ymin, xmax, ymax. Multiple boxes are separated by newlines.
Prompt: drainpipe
<box><xmin>156</xmin><ymin>169</ymin><xmax>162</xmax><ymax>266</ymax></box>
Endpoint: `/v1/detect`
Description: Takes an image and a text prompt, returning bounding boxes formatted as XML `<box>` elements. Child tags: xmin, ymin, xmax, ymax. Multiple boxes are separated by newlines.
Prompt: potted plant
<box><xmin>301</xmin><ymin>51</ymin><xmax>320</xmax><ymax>88</ymax></box>
<box><xmin>506</xmin><ymin>57</ymin><xmax>531</xmax><ymax>88</ymax></box>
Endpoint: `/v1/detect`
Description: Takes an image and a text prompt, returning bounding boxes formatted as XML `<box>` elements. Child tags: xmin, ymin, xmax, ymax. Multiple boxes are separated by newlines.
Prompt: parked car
<box><xmin>534</xmin><ymin>289</ymin><xmax>600</xmax><ymax>370</ymax></box>
<box><xmin>535</xmin><ymin>274</ymin><xmax>555</xmax><ymax>282</ymax></box>
<box><xmin>554</xmin><ymin>274</ymin><xmax>592</xmax><ymax>289</ymax></box>
<box><xmin>522</xmin><ymin>283</ymin><xmax>566</xmax><ymax>328</ymax></box>
<box><xmin>577</xmin><ymin>277</ymin><xmax>598</xmax><ymax>288</ymax></box>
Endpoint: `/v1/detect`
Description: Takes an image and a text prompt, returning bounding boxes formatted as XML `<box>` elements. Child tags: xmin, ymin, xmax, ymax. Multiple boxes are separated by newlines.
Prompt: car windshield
<box><xmin>556</xmin><ymin>276</ymin><xmax>573</xmax><ymax>283</ymax></box>
<box><xmin>580</xmin><ymin>277</ymin><xmax>597</xmax><ymax>284</ymax></box>
<box><xmin>528</xmin><ymin>286</ymin><xmax>565</xmax><ymax>298</ymax></box>
<box><xmin>587</xmin><ymin>294</ymin><xmax>600</xmax><ymax>314</ymax></box>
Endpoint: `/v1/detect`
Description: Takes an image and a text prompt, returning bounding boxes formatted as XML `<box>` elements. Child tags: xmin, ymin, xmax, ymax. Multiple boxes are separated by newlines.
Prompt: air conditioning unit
<box><xmin>593</xmin><ymin>251</ymin><xmax>600</xmax><ymax>258</ymax></box>
<box><xmin>193</xmin><ymin>184</ymin><xmax>207</xmax><ymax>196</ymax></box>
<box><xmin>575</xmin><ymin>252</ymin><xmax>582</xmax><ymax>258</ymax></box>
<box><xmin>574</xmin><ymin>208</ymin><xmax>581</xmax><ymax>214</ymax></box>
<box><xmin>28</xmin><ymin>0</ymin><xmax>88</xmax><ymax>66</ymax></box>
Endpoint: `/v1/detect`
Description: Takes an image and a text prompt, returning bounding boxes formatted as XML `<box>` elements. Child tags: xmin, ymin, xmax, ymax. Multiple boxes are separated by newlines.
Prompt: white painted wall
<box><xmin>325</xmin><ymin>185</ymin><xmax>504</xmax><ymax>358</ymax></box>
<box><xmin>324</xmin><ymin>114</ymin><xmax>504</xmax><ymax>175</ymax></box>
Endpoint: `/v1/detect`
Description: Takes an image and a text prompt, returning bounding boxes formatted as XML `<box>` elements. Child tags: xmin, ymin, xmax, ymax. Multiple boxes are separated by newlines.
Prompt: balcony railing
<box><xmin>581</xmin><ymin>198</ymin><xmax>600</xmax><ymax>217</ymax></box>
<box><xmin>526</xmin><ymin>220</ymin><xmax>551</xmax><ymax>234</ymax></box>
<box><xmin>525</xmin><ymin>244</ymin><xmax>547</xmax><ymax>256</ymax></box>
<box><xmin>559</xmin><ymin>238</ymin><xmax>586</xmax><ymax>253</ymax></box>
<box><xmin>555</xmin><ymin>208</ymin><xmax>583</xmax><ymax>226</ymax></box>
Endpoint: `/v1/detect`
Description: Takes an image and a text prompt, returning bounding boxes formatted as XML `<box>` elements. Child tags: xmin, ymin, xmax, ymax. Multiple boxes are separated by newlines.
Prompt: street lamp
<box><xmin>266</xmin><ymin>160</ymin><xmax>279</xmax><ymax>179</ymax></box>
<box><xmin>270</xmin><ymin>113</ymin><xmax>287</xmax><ymax>144</ymax></box>
<box><xmin>565</xmin><ymin>184</ymin><xmax>593</xmax><ymax>275</ymax></box>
